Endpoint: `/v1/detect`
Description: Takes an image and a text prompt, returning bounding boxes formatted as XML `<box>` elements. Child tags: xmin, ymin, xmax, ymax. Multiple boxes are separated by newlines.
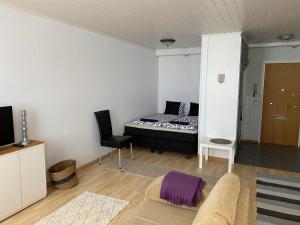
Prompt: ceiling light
<box><xmin>160</xmin><ymin>38</ymin><xmax>176</xmax><ymax>47</ymax></box>
<box><xmin>277</xmin><ymin>33</ymin><xmax>294</xmax><ymax>41</ymax></box>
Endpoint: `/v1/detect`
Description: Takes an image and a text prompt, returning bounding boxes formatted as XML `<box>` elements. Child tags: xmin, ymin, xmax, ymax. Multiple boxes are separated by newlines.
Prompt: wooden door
<box><xmin>261</xmin><ymin>63</ymin><xmax>300</xmax><ymax>146</ymax></box>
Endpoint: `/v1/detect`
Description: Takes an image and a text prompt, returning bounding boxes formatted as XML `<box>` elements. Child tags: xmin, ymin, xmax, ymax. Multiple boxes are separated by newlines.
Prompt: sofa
<box><xmin>121</xmin><ymin>173</ymin><xmax>249</xmax><ymax>225</ymax></box>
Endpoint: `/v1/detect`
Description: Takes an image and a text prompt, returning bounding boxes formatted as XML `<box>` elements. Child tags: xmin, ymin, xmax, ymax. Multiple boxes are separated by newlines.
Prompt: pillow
<box><xmin>179</xmin><ymin>102</ymin><xmax>185</xmax><ymax>116</ymax></box>
<box><xmin>189</xmin><ymin>102</ymin><xmax>199</xmax><ymax>116</ymax></box>
<box><xmin>164</xmin><ymin>101</ymin><xmax>181</xmax><ymax>115</ymax></box>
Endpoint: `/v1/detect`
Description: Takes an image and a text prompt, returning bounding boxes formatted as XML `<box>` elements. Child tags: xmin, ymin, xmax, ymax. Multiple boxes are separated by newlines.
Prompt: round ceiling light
<box><xmin>277</xmin><ymin>33</ymin><xmax>294</xmax><ymax>41</ymax></box>
<box><xmin>160</xmin><ymin>38</ymin><xmax>176</xmax><ymax>47</ymax></box>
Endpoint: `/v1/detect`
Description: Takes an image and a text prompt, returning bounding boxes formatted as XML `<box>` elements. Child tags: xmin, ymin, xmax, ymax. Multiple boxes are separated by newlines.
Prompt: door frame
<box><xmin>258</xmin><ymin>60</ymin><xmax>300</xmax><ymax>146</ymax></box>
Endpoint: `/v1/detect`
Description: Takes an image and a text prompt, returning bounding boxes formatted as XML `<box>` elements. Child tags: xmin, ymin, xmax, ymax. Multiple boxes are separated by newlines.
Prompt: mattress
<box><xmin>125</xmin><ymin>114</ymin><xmax>198</xmax><ymax>134</ymax></box>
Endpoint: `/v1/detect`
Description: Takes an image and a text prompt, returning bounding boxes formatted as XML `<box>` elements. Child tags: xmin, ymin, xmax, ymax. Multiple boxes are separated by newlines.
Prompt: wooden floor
<box><xmin>1</xmin><ymin>147</ymin><xmax>300</xmax><ymax>225</ymax></box>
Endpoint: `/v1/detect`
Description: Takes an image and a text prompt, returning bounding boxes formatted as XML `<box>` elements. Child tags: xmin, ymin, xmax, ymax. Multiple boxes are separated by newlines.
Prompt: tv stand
<box><xmin>0</xmin><ymin>140</ymin><xmax>47</xmax><ymax>221</ymax></box>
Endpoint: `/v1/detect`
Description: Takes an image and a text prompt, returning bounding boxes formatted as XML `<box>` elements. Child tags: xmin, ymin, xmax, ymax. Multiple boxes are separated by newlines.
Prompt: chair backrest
<box><xmin>94</xmin><ymin>110</ymin><xmax>113</xmax><ymax>142</ymax></box>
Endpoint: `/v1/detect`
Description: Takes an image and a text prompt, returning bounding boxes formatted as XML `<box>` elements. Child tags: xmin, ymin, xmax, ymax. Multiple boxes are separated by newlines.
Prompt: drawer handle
<box><xmin>293</xmin><ymin>105</ymin><xmax>300</xmax><ymax>109</ymax></box>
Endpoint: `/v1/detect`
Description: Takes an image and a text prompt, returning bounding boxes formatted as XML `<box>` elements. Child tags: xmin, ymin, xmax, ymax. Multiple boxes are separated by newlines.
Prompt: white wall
<box><xmin>199</xmin><ymin>33</ymin><xmax>242</xmax><ymax>158</ymax></box>
<box><xmin>0</xmin><ymin>5</ymin><xmax>158</xmax><ymax>168</ymax></box>
<box><xmin>158</xmin><ymin>54</ymin><xmax>200</xmax><ymax>113</ymax></box>
<box><xmin>242</xmin><ymin>46</ymin><xmax>300</xmax><ymax>141</ymax></box>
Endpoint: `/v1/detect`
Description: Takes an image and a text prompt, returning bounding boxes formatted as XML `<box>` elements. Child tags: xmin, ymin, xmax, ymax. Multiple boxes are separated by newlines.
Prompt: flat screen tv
<box><xmin>0</xmin><ymin>106</ymin><xmax>15</xmax><ymax>147</ymax></box>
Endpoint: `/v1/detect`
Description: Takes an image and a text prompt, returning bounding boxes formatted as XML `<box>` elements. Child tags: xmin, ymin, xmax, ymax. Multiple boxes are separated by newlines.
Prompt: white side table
<box><xmin>199</xmin><ymin>137</ymin><xmax>236</xmax><ymax>173</ymax></box>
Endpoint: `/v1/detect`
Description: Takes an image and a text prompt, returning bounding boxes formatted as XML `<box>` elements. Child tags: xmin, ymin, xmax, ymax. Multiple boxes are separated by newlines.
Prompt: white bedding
<box><xmin>125</xmin><ymin>114</ymin><xmax>198</xmax><ymax>134</ymax></box>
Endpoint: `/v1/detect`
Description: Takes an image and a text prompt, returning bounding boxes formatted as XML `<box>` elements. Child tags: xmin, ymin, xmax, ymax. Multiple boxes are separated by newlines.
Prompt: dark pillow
<box><xmin>164</xmin><ymin>101</ymin><xmax>181</xmax><ymax>115</ymax></box>
<box><xmin>189</xmin><ymin>102</ymin><xmax>199</xmax><ymax>116</ymax></box>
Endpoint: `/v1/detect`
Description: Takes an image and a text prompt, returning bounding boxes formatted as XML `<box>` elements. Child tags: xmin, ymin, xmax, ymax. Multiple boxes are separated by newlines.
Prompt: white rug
<box><xmin>34</xmin><ymin>192</ymin><xmax>129</xmax><ymax>225</ymax></box>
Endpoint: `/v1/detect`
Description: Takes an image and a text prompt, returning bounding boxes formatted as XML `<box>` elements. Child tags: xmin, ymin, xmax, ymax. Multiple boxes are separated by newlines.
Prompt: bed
<box><xmin>124</xmin><ymin>114</ymin><xmax>198</xmax><ymax>158</ymax></box>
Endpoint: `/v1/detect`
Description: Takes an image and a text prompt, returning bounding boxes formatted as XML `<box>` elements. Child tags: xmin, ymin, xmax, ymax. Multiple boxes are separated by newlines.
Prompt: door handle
<box><xmin>291</xmin><ymin>93</ymin><xmax>300</xmax><ymax>97</ymax></box>
<box><xmin>272</xmin><ymin>115</ymin><xmax>287</xmax><ymax>120</ymax></box>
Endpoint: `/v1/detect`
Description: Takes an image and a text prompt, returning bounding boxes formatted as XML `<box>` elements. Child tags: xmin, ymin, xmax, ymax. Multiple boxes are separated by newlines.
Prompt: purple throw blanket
<box><xmin>160</xmin><ymin>171</ymin><xmax>205</xmax><ymax>207</ymax></box>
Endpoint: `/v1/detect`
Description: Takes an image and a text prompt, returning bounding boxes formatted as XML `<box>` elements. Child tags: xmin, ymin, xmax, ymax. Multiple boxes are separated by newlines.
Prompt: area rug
<box><xmin>34</xmin><ymin>192</ymin><xmax>129</xmax><ymax>225</ymax></box>
<box><xmin>256</xmin><ymin>172</ymin><xmax>300</xmax><ymax>225</ymax></box>
<box><xmin>106</xmin><ymin>159</ymin><xmax>219</xmax><ymax>185</ymax></box>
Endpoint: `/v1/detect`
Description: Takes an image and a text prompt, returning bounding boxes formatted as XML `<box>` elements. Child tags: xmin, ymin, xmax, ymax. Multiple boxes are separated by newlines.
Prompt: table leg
<box><xmin>228</xmin><ymin>149</ymin><xmax>232</xmax><ymax>173</ymax></box>
<box><xmin>232</xmin><ymin>147</ymin><xmax>235</xmax><ymax>165</ymax></box>
<box><xmin>205</xmin><ymin>147</ymin><xmax>209</xmax><ymax>161</ymax></box>
<box><xmin>199</xmin><ymin>145</ymin><xmax>203</xmax><ymax>168</ymax></box>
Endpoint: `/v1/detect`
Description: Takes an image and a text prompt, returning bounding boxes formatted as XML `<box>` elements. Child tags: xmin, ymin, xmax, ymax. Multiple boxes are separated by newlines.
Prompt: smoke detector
<box><xmin>160</xmin><ymin>38</ymin><xmax>176</xmax><ymax>47</ymax></box>
<box><xmin>277</xmin><ymin>33</ymin><xmax>294</xmax><ymax>41</ymax></box>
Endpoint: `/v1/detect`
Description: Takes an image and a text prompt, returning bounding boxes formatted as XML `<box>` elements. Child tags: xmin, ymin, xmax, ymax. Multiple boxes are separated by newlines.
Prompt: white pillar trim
<box><xmin>198</xmin><ymin>36</ymin><xmax>209</xmax><ymax>154</ymax></box>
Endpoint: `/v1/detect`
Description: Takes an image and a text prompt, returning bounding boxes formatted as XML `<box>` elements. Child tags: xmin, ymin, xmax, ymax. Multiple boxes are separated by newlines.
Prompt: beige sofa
<box><xmin>121</xmin><ymin>173</ymin><xmax>249</xmax><ymax>225</ymax></box>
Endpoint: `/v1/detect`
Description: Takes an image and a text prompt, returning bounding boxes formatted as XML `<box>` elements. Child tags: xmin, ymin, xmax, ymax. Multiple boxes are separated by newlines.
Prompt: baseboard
<box><xmin>47</xmin><ymin>150</ymin><xmax>227</xmax><ymax>188</ymax></box>
<box><xmin>240</xmin><ymin>139</ymin><xmax>258</xmax><ymax>144</ymax></box>
<box><xmin>76</xmin><ymin>158</ymin><xmax>99</xmax><ymax>172</ymax></box>
<box><xmin>208</xmin><ymin>156</ymin><xmax>228</xmax><ymax>162</ymax></box>
<box><xmin>47</xmin><ymin>150</ymin><xmax>115</xmax><ymax>188</ymax></box>
<box><xmin>76</xmin><ymin>149</ymin><xmax>117</xmax><ymax>172</ymax></box>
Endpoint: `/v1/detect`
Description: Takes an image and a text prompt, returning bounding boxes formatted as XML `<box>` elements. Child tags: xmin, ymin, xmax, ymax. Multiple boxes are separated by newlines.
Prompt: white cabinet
<box><xmin>0</xmin><ymin>154</ymin><xmax>22</xmax><ymax>220</ymax></box>
<box><xmin>0</xmin><ymin>142</ymin><xmax>47</xmax><ymax>221</ymax></box>
<box><xmin>19</xmin><ymin>144</ymin><xmax>47</xmax><ymax>207</ymax></box>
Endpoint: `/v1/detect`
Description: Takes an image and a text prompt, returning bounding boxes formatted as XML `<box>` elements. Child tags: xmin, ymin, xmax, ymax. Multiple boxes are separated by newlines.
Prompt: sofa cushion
<box><xmin>192</xmin><ymin>173</ymin><xmax>241</xmax><ymax>225</ymax></box>
<box><xmin>122</xmin><ymin>200</ymin><xmax>197</xmax><ymax>225</ymax></box>
<box><xmin>144</xmin><ymin>176</ymin><xmax>213</xmax><ymax>212</ymax></box>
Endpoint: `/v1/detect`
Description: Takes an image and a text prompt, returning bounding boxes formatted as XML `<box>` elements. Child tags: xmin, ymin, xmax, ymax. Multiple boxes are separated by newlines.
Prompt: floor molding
<box><xmin>47</xmin><ymin>150</ymin><xmax>228</xmax><ymax>188</ymax></box>
<box><xmin>76</xmin><ymin>158</ymin><xmax>99</xmax><ymax>172</ymax></box>
<box><xmin>208</xmin><ymin>156</ymin><xmax>228</xmax><ymax>162</ymax></box>
<box><xmin>47</xmin><ymin>150</ymin><xmax>116</xmax><ymax>187</ymax></box>
<box><xmin>76</xmin><ymin>151</ymin><xmax>229</xmax><ymax>170</ymax></box>
<box><xmin>240</xmin><ymin>139</ymin><xmax>259</xmax><ymax>144</ymax></box>
<box><xmin>77</xmin><ymin>149</ymin><xmax>118</xmax><ymax>172</ymax></box>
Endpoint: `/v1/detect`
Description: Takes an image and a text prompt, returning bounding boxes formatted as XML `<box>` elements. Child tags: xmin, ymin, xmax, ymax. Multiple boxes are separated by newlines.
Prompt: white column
<box><xmin>199</xmin><ymin>145</ymin><xmax>203</xmax><ymax>168</ymax></box>
<box><xmin>198</xmin><ymin>36</ymin><xmax>209</xmax><ymax>167</ymax></box>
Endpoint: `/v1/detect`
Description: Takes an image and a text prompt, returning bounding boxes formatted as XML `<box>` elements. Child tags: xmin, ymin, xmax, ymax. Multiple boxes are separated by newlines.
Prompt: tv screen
<box><xmin>0</xmin><ymin>106</ymin><xmax>15</xmax><ymax>147</ymax></box>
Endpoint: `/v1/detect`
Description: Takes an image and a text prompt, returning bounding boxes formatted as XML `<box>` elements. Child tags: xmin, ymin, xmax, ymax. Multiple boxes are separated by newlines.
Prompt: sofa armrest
<box><xmin>144</xmin><ymin>176</ymin><xmax>164</xmax><ymax>201</ymax></box>
<box><xmin>145</xmin><ymin>176</ymin><xmax>212</xmax><ymax>212</ymax></box>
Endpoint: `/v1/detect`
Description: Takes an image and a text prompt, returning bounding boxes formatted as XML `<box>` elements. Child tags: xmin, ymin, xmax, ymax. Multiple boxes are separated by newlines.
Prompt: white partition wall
<box><xmin>199</xmin><ymin>33</ymin><xmax>242</xmax><ymax>158</ymax></box>
<box><xmin>157</xmin><ymin>48</ymin><xmax>201</xmax><ymax>114</ymax></box>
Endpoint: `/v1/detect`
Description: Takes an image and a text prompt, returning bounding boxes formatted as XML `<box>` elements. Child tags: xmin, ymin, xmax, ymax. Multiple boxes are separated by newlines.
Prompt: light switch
<box><xmin>218</xmin><ymin>73</ymin><xmax>225</xmax><ymax>83</ymax></box>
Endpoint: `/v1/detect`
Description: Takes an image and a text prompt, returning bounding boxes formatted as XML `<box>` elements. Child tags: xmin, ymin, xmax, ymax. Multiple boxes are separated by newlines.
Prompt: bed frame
<box><xmin>124</xmin><ymin>126</ymin><xmax>198</xmax><ymax>159</ymax></box>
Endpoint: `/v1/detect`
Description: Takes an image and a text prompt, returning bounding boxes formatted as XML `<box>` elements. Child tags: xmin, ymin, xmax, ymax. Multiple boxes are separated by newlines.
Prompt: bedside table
<box><xmin>199</xmin><ymin>137</ymin><xmax>236</xmax><ymax>173</ymax></box>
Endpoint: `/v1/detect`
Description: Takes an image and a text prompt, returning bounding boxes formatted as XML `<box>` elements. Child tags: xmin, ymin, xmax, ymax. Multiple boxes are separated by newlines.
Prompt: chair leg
<box><xmin>111</xmin><ymin>148</ymin><xmax>113</xmax><ymax>157</ymax></box>
<box><xmin>99</xmin><ymin>146</ymin><xmax>103</xmax><ymax>165</ymax></box>
<box><xmin>118</xmin><ymin>148</ymin><xmax>122</xmax><ymax>169</ymax></box>
<box><xmin>130</xmin><ymin>142</ymin><xmax>133</xmax><ymax>160</ymax></box>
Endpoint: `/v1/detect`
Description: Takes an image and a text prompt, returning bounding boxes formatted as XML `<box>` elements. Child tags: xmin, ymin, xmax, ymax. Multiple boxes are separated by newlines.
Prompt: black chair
<box><xmin>94</xmin><ymin>110</ymin><xmax>133</xmax><ymax>169</ymax></box>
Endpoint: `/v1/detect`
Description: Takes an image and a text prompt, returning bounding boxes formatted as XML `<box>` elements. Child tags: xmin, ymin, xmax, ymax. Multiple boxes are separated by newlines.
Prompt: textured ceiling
<box><xmin>1</xmin><ymin>0</ymin><xmax>300</xmax><ymax>49</ymax></box>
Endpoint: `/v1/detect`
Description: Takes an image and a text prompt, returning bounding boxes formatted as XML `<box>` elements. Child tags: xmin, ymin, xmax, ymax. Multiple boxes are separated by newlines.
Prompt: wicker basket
<box><xmin>48</xmin><ymin>160</ymin><xmax>78</xmax><ymax>190</ymax></box>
